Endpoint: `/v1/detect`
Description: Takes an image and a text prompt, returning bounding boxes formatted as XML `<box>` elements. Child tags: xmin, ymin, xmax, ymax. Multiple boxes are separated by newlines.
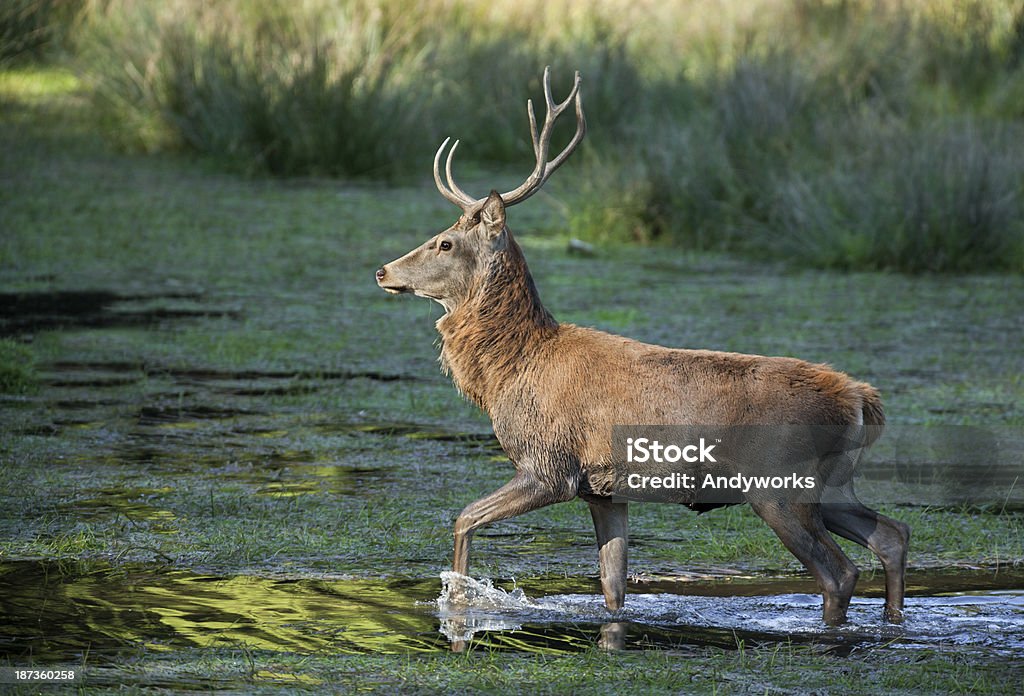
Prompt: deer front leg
<box><xmin>588</xmin><ymin>498</ymin><xmax>628</xmax><ymax>611</ymax></box>
<box><xmin>452</xmin><ymin>471</ymin><xmax>572</xmax><ymax>579</ymax></box>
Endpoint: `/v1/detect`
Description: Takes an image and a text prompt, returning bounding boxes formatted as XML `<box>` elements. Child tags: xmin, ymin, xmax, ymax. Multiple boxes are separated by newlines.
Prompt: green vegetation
<box><xmin>1</xmin><ymin>67</ymin><xmax>1021</xmax><ymax>575</ymax></box>
<box><xmin>2</xmin><ymin>12</ymin><xmax>1023</xmax><ymax>693</ymax></box>
<box><xmin>53</xmin><ymin>645</ymin><xmax>1024</xmax><ymax>694</ymax></box>
<box><xmin>0</xmin><ymin>339</ymin><xmax>38</xmax><ymax>394</ymax></box>
<box><xmin>0</xmin><ymin>0</ymin><xmax>82</xmax><ymax>65</ymax></box>
<box><xmin>9</xmin><ymin>0</ymin><xmax>1021</xmax><ymax>270</ymax></box>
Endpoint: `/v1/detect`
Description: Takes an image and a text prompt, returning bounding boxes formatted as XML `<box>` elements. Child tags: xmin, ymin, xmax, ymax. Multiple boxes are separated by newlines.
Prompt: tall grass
<box><xmin>0</xmin><ymin>0</ymin><xmax>83</xmax><ymax>64</ymax></box>
<box><xmin>767</xmin><ymin>119</ymin><xmax>1024</xmax><ymax>272</ymax></box>
<box><xmin>76</xmin><ymin>0</ymin><xmax>648</xmax><ymax>176</ymax></box>
<box><xmin>70</xmin><ymin>0</ymin><xmax>1024</xmax><ymax>270</ymax></box>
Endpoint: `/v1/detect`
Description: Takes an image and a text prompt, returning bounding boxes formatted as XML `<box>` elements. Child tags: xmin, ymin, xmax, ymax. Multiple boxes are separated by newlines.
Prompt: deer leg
<box><xmin>588</xmin><ymin>499</ymin><xmax>628</xmax><ymax>611</ymax></box>
<box><xmin>750</xmin><ymin>500</ymin><xmax>860</xmax><ymax>625</ymax></box>
<box><xmin>823</xmin><ymin>501</ymin><xmax>910</xmax><ymax>623</ymax></box>
<box><xmin>453</xmin><ymin>471</ymin><xmax>571</xmax><ymax>578</ymax></box>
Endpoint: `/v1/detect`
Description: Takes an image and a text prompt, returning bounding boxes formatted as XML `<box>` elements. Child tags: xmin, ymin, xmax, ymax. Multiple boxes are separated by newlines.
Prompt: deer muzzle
<box><xmin>375</xmin><ymin>265</ymin><xmax>410</xmax><ymax>295</ymax></box>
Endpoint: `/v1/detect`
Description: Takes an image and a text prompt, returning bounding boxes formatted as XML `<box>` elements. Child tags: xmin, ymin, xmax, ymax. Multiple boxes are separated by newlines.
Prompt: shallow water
<box><xmin>437</xmin><ymin>572</ymin><xmax>1024</xmax><ymax>655</ymax></box>
<box><xmin>2</xmin><ymin>561</ymin><xmax>1021</xmax><ymax>661</ymax></box>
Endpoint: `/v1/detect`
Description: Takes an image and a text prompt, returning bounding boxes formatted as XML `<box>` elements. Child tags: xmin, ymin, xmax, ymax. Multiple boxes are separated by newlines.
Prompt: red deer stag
<box><xmin>375</xmin><ymin>67</ymin><xmax>909</xmax><ymax>625</ymax></box>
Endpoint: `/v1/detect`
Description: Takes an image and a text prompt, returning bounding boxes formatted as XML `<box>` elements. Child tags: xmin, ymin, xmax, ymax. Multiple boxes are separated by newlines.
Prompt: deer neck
<box><xmin>437</xmin><ymin>238</ymin><xmax>557</xmax><ymax>411</ymax></box>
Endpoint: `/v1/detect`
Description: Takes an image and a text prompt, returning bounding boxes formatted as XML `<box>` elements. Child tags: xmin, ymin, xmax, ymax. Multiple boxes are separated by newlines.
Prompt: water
<box><xmin>2</xmin><ymin>561</ymin><xmax>1021</xmax><ymax>660</ymax></box>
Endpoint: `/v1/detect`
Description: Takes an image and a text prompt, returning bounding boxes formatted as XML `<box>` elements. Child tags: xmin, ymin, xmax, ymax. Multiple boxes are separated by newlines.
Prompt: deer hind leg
<box><xmin>588</xmin><ymin>498</ymin><xmax>628</xmax><ymax>611</ymax></box>
<box><xmin>750</xmin><ymin>500</ymin><xmax>860</xmax><ymax>625</ymax></box>
<box><xmin>822</xmin><ymin>496</ymin><xmax>910</xmax><ymax>623</ymax></box>
<box><xmin>452</xmin><ymin>471</ymin><xmax>572</xmax><ymax>578</ymax></box>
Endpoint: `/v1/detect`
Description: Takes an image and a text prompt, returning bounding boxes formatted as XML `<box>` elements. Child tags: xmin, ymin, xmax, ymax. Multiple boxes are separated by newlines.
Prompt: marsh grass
<box><xmin>67</xmin><ymin>0</ymin><xmax>1024</xmax><ymax>271</ymax></box>
<box><xmin>67</xmin><ymin>644</ymin><xmax>1017</xmax><ymax>694</ymax></box>
<box><xmin>0</xmin><ymin>338</ymin><xmax>38</xmax><ymax>394</ymax></box>
<box><xmin>3</xmin><ymin>69</ymin><xmax>1022</xmax><ymax>577</ymax></box>
<box><xmin>764</xmin><ymin>118</ymin><xmax>1024</xmax><ymax>271</ymax></box>
<box><xmin>1</xmin><ymin>68</ymin><xmax>1023</xmax><ymax>691</ymax></box>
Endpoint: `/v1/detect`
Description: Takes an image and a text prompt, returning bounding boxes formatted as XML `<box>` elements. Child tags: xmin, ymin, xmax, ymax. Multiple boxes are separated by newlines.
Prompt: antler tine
<box><xmin>553</xmin><ymin>68</ymin><xmax>582</xmax><ymax>111</ymax></box>
<box><xmin>431</xmin><ymin>68</ymin><xmax>586</xmax><ymax>212</ymax></box>
<box><xmin>543</xmin><ymin>71</ymin><xmax>585</xmax><ymax>176</ymax></box>
<box><xmin>433</xmin><ymin>137</ymin><xmax>476</xmax><ymax>211</ymax></box>
<box><xmin>445</xmin><ymin>141</ymin><xmax>477</xmax><ymax>210</ymax></box>
<box><xmin>501</xmin><ymin>67</ymin><xmax>586</xmax><ymax>207</ymax></box>
<box><xmin>527</xmin><ymin>98</ymin><xmax>540</xmax><ymax>158</ymax></box>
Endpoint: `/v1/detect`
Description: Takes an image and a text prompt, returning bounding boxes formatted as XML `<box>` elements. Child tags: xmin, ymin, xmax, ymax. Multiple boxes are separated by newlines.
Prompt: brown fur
<box><xmin>438</xmin><ymin>234</ymin><xmax>556</xmax><ymax>410</ymax></box>
<box><xmin>439</xmin><ymin>238</ymin><xmax>881</xmax><ymax>485</ymax></box>
<box><xmin>378</xmin><ymin>173</ymin><xmax>908</xmax><ymax>628</ymax></box>
<box><xmin>375</xmin><ymin>68</ymin><xmax>908</xmax><ymax>629</ymax></box>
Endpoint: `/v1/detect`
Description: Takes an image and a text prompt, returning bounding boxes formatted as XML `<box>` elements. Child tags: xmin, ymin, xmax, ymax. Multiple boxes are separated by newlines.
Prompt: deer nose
<box><xmin>375</xmin><ymin>267</ymin><xmax>387</xmax><ymax>282</ymax></box>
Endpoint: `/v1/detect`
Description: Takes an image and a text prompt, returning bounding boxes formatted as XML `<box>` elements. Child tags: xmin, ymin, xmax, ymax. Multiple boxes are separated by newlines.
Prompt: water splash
<box><xmin>438</xmin><ymin>572</ymin><xmax>534</xmax><ymax>610</ymax></box>
<box><xmin>432</xmin><ymin>572</ymin><xmax>1024</xmax><ymax>653</ymax></box>
<box><xmin>436</xmin><ymin>572</ymin><xmax>537</xmax><ymax>642</ymax></box>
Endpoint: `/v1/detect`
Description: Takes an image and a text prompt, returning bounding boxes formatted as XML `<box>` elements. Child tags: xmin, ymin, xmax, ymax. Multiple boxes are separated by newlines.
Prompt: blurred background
<box><xmin>4</xmin><ymin>0</ymin><xmax>1024</xmax><ymax>272</ymax></box>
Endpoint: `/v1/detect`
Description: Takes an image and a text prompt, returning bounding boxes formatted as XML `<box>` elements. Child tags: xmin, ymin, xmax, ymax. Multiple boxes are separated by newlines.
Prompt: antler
<box><xmin>433</xmin><ymin>66</ymin><xmax>586</xmax><ymax>213</ymax></box>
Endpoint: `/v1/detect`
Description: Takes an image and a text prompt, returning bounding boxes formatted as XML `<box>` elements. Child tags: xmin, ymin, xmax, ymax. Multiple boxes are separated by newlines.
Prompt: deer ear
<box><xmin>480</xmin><ymin>190</ymin><xmax>506</xmax><ymax>237</ymax></box>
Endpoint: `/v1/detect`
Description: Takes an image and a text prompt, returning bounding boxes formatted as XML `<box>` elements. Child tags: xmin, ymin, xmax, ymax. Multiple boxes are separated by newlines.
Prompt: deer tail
<box><xmin>857</xmin><ymin>382</ymin><xmax>886</xmax><ymax>448</ymax></box>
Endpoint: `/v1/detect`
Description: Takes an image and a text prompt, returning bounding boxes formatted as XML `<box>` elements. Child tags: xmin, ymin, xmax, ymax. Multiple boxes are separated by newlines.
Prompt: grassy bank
<box><xmin>7</xmin><ymin>0</ymin><xmax>1024</xmax><ymax>270</ymax></box>
<box><xmin>44</xmin><ymin>645</ymin><xmax>1024</xmax><ymax>695</ymax></box>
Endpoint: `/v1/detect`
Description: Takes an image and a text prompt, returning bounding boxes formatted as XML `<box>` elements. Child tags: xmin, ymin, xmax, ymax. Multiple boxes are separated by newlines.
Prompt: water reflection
<box><xmin>1</xmin><ymin>562</ymin><xmax>1021</xmax><ymax>661</ymax></box>
<box><xmin>0</xmin><ymin>561</ymin><xmax>445</xmax><ymax>659</ymax></box>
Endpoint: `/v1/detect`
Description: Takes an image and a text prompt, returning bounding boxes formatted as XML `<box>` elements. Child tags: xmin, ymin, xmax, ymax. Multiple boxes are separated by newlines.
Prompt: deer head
<box><xmin>375</xmin><ymin>67</ymin><xmax>585</xmax><ymax>312</ymax></box>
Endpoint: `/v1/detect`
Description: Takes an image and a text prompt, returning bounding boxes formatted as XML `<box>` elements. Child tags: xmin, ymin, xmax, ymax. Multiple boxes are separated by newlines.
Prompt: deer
<box><xmin>375</xmin><ymin>67</ymin><xmax>909</xmax><ymax>626</ymax></box>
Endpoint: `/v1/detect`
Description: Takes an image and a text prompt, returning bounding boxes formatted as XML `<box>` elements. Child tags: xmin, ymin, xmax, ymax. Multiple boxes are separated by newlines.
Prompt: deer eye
<box><xmin>439</xmin><ymin>240</ymin><xmax>452</xmax><ymax>251</ymax></box>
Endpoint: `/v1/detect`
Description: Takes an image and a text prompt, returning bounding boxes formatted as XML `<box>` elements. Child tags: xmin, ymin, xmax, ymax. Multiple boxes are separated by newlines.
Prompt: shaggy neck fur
<box><xmin>437</xmin><ymin>235</ymin><xmax>557</xmax><ymax>411</ymax></box>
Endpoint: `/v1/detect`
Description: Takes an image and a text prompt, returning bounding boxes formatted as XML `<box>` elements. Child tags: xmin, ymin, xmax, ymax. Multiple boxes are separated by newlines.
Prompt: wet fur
<box><xmin>382</xmin><ymin>192</ymin><xmax>907</xmax><ymax>625</ymax></box>
<box><xmin>438</xmin><ymin>236</ymin><xmax>885</xmax><ymax>497</ymax></box>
